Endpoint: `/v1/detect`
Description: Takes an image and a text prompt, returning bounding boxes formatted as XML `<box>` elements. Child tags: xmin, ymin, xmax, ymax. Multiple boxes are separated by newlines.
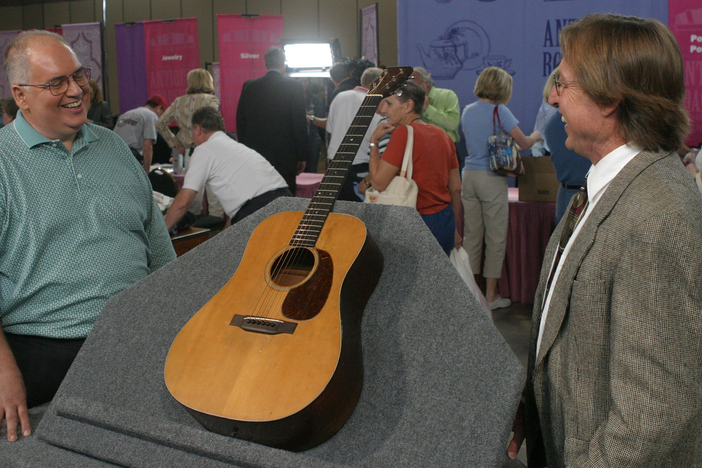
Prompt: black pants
<box><xmin>232</xmin><ymin>187</ymin><xmax>292</xmax><ymax>224</ymax></box>
<box><xmin>337</xmin><ymin>163</ymin><xmax>368</xmax><ymax>202</ymax></box>
<box><xmin>5</xmin><ymin>333</ymin><xmax>85</xmax><ymax>408</ymax></box>
<box><xmin>281</xmin><ymin>172</ymin><xmax>297</xmax><ymax>195</ymax></box>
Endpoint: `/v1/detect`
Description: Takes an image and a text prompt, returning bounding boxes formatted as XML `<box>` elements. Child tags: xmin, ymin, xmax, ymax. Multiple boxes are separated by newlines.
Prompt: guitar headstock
<box><xmin>367</xmin><ymin>67</ymin><xmax>414</xmax><ymax>98</ymax></box>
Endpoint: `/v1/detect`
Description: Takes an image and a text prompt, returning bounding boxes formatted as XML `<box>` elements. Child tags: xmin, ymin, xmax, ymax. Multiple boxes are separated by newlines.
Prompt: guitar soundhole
<box><xmin>269</xmin><ymin>247</ymin><xmax>316</xmax><ymax>288</ymax></box>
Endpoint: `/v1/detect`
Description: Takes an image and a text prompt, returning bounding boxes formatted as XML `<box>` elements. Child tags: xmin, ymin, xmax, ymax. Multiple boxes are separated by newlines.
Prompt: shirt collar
<box><xmin>14</xmin><ymin>109</ymin><xmax>98</xmax><ymax>149</ymax></box>
<box><xmin>587</xmin><ymin>143</ymin><xmax>642</xmax><ymax>207</ymax></box>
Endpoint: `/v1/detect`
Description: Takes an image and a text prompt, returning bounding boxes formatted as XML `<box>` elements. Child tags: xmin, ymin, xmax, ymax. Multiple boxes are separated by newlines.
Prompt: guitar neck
<box><xmin>290</xmin><ymin>93</ymin><xmax>383</xmax><ymax>248</ymax></box>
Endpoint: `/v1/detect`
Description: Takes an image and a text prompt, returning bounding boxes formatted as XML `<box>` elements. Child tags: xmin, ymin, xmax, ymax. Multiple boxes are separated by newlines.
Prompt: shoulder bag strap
<box><xmin>492</xmin><ymin>105</ymin><xmax>503</xmax><ymax>135</ymax></box>
<box><xmin>399</xmin><ymin>124</ymin><xmax>414</xmax><ymax>179</ymax></box>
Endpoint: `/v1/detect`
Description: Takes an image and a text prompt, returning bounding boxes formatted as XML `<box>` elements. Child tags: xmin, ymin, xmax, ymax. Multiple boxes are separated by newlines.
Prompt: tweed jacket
<box><xmin>525</xmin><ymin>150</ymin><xmax>702</xmax><ymax>467</ymax></box>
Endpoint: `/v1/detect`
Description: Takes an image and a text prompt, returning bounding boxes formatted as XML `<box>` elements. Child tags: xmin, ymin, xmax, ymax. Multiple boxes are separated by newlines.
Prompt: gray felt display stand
<box><xmin>1</xmin><ymin>198</ymin><xmax>526</xmax><ymax>467</ymax></box>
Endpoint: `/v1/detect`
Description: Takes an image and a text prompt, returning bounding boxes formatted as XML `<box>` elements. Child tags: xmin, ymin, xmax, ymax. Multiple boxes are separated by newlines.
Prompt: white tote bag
<box><xmin>450</xmin><ymin>247</ymin><xmax>492</xmax><ymax>318</ymax></box>
<box><xmin>364</xmin><ymin>125</ymin><xmax>419</xmax><ymax>207</ymax></box>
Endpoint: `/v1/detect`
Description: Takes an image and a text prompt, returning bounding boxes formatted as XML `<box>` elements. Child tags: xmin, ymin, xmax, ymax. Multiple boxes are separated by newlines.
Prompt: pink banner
<box><xmin>670</xmin><ymin>0</ymin><xmax>702</xmax><ymax>147</ymax></box>
<box><xmin>143</xmin><ymin>18</ymin><xmax>200</xmax><ymax>107</ymax></box>
<box><xmin>218</xmin><ymin>14</ymin><xmax>283</xmax><ymax>133</ymax></box>
<box><xmin>212</xmin><ymin>62</ymin><xmax>221</xmax><ymax>103</ymax></box>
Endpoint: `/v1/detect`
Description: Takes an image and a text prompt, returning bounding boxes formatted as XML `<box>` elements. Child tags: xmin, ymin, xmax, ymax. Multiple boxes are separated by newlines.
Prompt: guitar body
<box><xmin>164</xmin><ymin>211</ymin><xmax>383</xmax><ymax>451</ymax></box>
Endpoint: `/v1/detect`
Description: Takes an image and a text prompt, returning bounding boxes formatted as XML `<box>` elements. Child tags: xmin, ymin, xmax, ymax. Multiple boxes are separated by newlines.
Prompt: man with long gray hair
<box><xmin>508</xmin><ymin>13</ymin><xmax>702</xmax><ymax>467</ymax></box>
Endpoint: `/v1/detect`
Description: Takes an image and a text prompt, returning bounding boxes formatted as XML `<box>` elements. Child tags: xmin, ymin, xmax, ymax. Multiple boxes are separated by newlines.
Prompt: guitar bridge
<box><xmin>230</xmin><ymin>315</ymin><xmax>297</xmax><ymax>335</ymax></box>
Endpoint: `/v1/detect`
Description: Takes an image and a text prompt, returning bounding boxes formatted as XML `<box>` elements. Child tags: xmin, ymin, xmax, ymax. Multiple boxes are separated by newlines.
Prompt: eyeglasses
<box><xmin>19</xmin><ymin>67</ymin><xmax>91</xmax><ymax>96</ymax></box>
<box><xmin>553</xmin><ymin>73</ymin><xmax>577</xmax><ymax>96</ymax></box>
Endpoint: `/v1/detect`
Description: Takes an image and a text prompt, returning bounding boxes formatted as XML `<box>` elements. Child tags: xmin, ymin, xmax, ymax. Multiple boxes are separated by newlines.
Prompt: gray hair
<box><xmin>3</xmin><ymin>30</ymin><xmax>71</xmax><ymax>85</ymax></box>
<box><xmin>411</xmin><ymin>67</ymin><xmax>434</xmax><ymax>88</ymax></box>
<box><xmin>264</xmin><ymin>47</ymin><xmax>286</xmax><ymax>70</ymax></box>
<box><xmin>360</xmin><ymin>67</ymin><xmax>383</xmax><ymax>87</ymax></box>
<box><xmin>192</xmin><ymin>106</ymin><xmax>226</xmax><ymax>134</ymax></box>
<box><xmin>395</xmin><ymin>81</ymin><xmax>425</xmax><ymax>116</ymax></box>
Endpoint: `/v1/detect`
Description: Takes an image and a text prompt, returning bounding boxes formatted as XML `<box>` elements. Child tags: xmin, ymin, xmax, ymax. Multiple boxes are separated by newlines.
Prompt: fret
<box><xmin>285</xmin><ymin>67</ymin><xmax>412</xmax><ymax>248</ymax></box>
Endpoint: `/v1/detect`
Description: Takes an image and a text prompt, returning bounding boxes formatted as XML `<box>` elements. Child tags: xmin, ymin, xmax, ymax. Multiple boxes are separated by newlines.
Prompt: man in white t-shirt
<box><xmin>325</xmin><ymin>67</ymin><xmax>383</xmax><ymax>201</ymax></box>
<box><xmin>164</xmin><ymin>107</ymin><xmax>290</xmax><ymax>230</ymax></box>
<box><xmin>113</xmin><ymin>95</ymin><xmax>167</xmax><ymax>172</ymax></box>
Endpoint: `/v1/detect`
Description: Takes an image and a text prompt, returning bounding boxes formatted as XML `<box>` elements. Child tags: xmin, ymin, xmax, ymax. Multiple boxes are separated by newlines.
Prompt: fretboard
<box><xmin>290</xmin><ymin>93</ymin><xmax>383</xmax><ymax>248</ymax></box>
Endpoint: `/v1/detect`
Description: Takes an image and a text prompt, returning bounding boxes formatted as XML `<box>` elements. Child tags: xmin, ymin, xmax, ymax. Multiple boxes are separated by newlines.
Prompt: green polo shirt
<box><xmin>0</xmin><ymin>111</ymin><xmax>176</xmax><ymax>339</ymax></box>
<box><xmin>423</xmin><ymin>86</ymin><xmax>461</xmax><ymax>143</ymax></box>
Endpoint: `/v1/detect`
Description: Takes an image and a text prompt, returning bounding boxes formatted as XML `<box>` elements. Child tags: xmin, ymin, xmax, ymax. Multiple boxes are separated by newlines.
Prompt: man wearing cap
<box><xmin>113</xmin><ymin>95</ymin><xmax>167</xmax><ymax>172</ymax></box>
<box><xmin>0</xmin><ymin>30</ymin><xmax>175</xmax><ymax>441</ymax></box>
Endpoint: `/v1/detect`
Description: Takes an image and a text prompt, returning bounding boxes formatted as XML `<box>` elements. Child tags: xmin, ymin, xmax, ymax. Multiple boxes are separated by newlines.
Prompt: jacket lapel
<box><xmin>534</xmin><ymin>149</ymin><xmax>670</xmax><ymax>368</ymax></box>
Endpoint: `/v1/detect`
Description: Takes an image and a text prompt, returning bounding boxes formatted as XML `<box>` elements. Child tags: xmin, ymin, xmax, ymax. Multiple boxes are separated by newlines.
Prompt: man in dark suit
<box><xmin>508</xmin><ymin>13</ymin><xmax>702</xmax><ymax>467</ymax></box>
<box><xmin>236</xmin><ymin>46</ymin><xmax>307</xmax><ymax>193</ymax></box>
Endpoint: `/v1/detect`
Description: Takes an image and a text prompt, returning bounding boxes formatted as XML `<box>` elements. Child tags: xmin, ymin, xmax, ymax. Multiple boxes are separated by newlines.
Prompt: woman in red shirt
<box><xmin>358</xmin><ymin>81</ymin><xmax>462</xmax><ymax>255</ymax></box>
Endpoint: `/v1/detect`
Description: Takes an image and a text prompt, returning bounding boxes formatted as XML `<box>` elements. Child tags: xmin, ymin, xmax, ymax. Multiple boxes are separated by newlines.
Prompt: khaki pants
<box><xmin>461</xmin><ymin>170</ymin><xmax>508</xmax><ymax>278</ymax></box>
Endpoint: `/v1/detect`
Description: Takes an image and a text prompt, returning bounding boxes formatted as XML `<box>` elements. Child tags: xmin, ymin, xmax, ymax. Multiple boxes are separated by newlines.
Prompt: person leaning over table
<box><xmin>460</xmin><ymin>66</ymin><xmax>542</xmax><ymax>311</ymax></box>
<box><xmin>164</xmin><ymin>107</ymin><xmax>291</xmax><ymax>231</ymax></box>
<box><xmin>357</xmin><ymin>81</ymin><xmax>462</xmax><ymax>256</ymax></box>
<box><xmin>507</xmin><ymin>13</ymin><xmax>702</xmax><ymax>467</ymax></box>
<box><xmin>0</xmin><ymin>30</ymin><xmax>176</xmax><ymax>442</ymax></box>
<box><xmin>157</xmin><ymin>68</ymin><xmax>221</xmax><ymax>215</ymax></box>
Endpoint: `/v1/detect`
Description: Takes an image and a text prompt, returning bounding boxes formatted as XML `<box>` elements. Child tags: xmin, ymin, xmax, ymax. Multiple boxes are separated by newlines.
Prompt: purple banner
<box><xmin>115</xmin><ymin>22</ymin><xmax>148</xmax><ymax>113</ymax></box>
<box><xmin>398</xmin><ymin>0</ymin><xmax>668</xmax><ymax>136</ymax></box>
<box><xmin>361</xmin><ymin>4</ymin><xmax>379</xmax><ymax>66</ymax></box>
<box><xmin>0</xmin><ymin>30</ymin><xmax>19</xmax><ymax>99</ymax></box>
<box><xmin>61</xmin><ymin>23</ymin><xmax>103</xmax><ymax>93</ymax></box>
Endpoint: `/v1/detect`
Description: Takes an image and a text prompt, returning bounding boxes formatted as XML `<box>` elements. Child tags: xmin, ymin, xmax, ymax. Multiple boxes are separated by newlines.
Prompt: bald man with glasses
<box><xmin>0</xmin><ymin>30</ymin><xmax>175</xmax><ymax>442</ymax></box>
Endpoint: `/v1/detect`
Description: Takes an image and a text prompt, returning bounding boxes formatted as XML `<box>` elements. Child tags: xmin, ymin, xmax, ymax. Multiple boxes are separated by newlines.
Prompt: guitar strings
<box><xmin>253</xmin><ymin>96</ymin><xmax>382</xmax><ymax>320</ymax></box>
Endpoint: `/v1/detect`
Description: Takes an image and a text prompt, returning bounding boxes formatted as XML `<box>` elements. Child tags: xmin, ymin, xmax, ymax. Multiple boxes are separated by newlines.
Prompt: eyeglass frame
<box><xmin>552</xmin><ymin>72</ymin><xmax>577</xmax><ymax>96</ymax></box>
<box><xmin>18</xmin><ymin>67</ymin><xmax>92</xmax><ymax>96</ymax></box>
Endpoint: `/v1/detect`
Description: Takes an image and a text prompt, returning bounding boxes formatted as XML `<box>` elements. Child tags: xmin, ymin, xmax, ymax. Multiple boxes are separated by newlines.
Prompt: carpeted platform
<box><xmin>4</xmin><ymin>198</ymin><xmax>525</xmax><ymax>467</ymax></box>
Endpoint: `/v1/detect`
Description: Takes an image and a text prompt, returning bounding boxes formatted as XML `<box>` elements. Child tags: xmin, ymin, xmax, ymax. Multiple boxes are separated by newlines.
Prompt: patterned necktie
<box><xmin>544</xmin><ymin>177</ymin><xmax>589</xmax><ymax>298</ymax></box>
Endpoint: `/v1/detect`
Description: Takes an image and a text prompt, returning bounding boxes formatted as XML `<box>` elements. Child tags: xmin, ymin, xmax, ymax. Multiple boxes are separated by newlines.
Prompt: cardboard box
<box><xmin>518</xmin><ymin>156</ymin><xmax>559</xmax><ymax>203</ymax></box>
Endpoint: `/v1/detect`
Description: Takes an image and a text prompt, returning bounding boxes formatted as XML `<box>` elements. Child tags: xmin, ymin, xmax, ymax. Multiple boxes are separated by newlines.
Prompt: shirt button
<box><xmin>77</xmin><ymin>174</ymin><xmax>82</xmax><ymax>179</ymax></box>
<box><xmin>51</xmin><ymin>143</ymin><xmax>57</xmax><ymax>148</ymax></box>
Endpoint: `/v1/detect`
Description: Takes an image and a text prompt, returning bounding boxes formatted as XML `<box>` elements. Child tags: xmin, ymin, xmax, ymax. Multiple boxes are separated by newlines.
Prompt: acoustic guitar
<box><xmin>164</xmin><ymin>67</ymin><xmax>414</xmax><ymax>452</ymax></box>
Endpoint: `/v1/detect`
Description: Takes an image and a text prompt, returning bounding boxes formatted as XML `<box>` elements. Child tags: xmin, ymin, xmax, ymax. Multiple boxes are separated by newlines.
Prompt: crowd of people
<box><xmin>0</xmin><ymin>13</ymin><xmax>700</xmax><ymax>467</ymax></box>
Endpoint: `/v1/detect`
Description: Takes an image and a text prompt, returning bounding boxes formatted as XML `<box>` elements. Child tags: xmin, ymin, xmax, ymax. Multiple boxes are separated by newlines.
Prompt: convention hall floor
<box><xmin>493</xmin><ymin>301</ymin><xmax>532</xmax><ymax>467</ymax></box>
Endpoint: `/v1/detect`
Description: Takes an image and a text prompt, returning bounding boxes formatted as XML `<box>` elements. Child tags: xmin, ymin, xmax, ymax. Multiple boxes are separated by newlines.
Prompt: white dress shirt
<box><xmin>536</xmin><ymin>143</ymin><xmax>643</xmax><ymax>355</ymax></box>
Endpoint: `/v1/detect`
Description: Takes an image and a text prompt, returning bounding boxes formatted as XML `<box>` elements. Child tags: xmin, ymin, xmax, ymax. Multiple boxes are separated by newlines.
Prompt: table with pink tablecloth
<box><xmin>172</xmin><ymin>173</ymin><xmax>184</xmax><ymax>191</ymax></box>
<box><xmin>295</xmin><ymin>172</ymin><xmax>324</xmax><ymax>198</ymax></box>
<box><xmin>171</xmin><ymin>173</ymin><xmax>208</xmax><ymax>215</ymax></box>
<box><xmin>498</xmin><ymin>188</ymin><xmax>556</xmax><ymax>304</ymax></box>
